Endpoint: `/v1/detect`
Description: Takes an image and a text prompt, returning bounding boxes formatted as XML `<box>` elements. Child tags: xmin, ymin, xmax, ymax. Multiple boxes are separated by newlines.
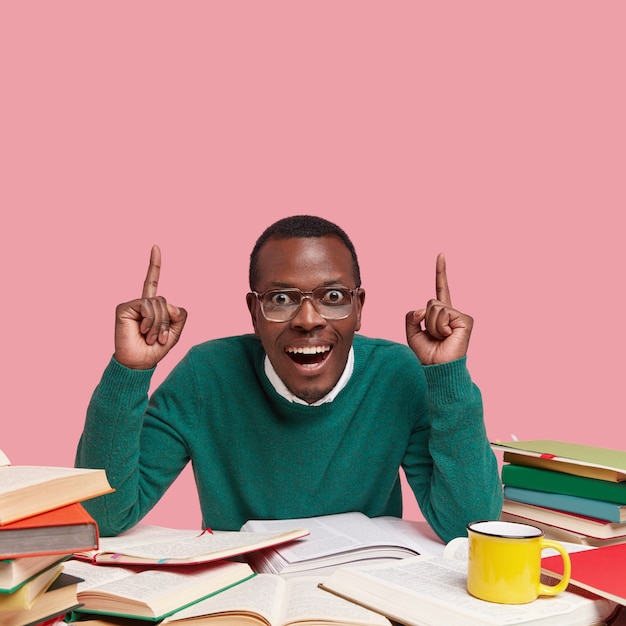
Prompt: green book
<box><xmin>503</xmin><ymin>486</ymin><xmax>626</xmax><ymax>523</ymax></box>
<box><xmin>501</xmin><ymin>464</ymin><xmax>626</xmax><ymax>505</ymax></box>
<box><xmin>62</xmin><ymin>559</ymin><xmax>255</xmax><ymax>622</ymax></box>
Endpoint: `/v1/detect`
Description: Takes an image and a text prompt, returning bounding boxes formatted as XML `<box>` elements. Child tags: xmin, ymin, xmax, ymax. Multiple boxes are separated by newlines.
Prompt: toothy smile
<box><xmin>285</xmin><ymin>345</ymin><xmax>332</xmax><ymax>365</ymax></box>
<box><xmin>286</xmin><ymin>346</ymin><xmax>331</xmax><ymax>355</ymax></box>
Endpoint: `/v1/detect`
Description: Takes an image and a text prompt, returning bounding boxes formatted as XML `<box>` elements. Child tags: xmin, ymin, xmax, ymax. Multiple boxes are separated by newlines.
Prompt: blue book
<box><xmin>503</xmin><ymin>486</ymin><xmax>626</xmax><ymax>524</ymax></box>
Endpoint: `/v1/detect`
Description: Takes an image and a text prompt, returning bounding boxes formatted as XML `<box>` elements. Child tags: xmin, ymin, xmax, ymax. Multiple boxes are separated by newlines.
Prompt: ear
<box><xmin>246</xmin><ymin>293</ymin><xmax>260</xmax><ymax>335</ymax></box>
<box><xmin>354</xmin><ymin>288</ymin><xmax>366</xmax><ymax>332</ymax></box>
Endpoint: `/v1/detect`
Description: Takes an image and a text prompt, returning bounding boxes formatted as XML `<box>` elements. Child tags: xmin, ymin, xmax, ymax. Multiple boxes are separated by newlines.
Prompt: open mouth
<box><xmin>285</xmin><ymin>345</ymin><xmax>332</xmax><ymax>366</ymax></box>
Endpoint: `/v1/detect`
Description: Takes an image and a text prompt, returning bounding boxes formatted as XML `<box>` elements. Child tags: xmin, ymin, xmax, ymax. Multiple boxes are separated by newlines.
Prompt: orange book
<box><xmin>0</xmin><ymin>503</ymin><xmax>99</xmax><ymax>559</ymax></box>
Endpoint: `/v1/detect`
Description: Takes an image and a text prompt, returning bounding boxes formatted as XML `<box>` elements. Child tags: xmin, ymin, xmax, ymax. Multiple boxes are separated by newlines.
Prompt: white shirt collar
<box><xmin>264</xmin><ymin>347</ymin><xmax>354</xmax><ymax>406</ymax></box>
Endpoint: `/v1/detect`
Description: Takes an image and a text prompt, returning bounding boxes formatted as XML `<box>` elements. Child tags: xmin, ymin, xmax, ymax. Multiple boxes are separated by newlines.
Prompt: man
<box><xmin>76</xmin><ymin>215</ymin><xmax>502</xmax><ymax>542</ymax></box>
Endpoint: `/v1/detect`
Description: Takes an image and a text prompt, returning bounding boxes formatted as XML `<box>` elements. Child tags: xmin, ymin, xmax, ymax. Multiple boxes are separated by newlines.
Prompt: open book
<box><xmin>0</xmin><ymin>449</ymin><xmax>113</xmax><ymax>525</ymax></box>
<box><xmin>241</xmin><ymin>511</ymin><xmax>445</xmax><ymax>576</ymax></box>
<box><xmin>64</xmin><ymin>573</ymin><xmax>392</xmax><ymax>626</ymax></box>
<box><xmin>63</xmin><ymin>558</ymin><xmax>255</xmax><ymax>621</ymax></box>
<box><xmin>74</xmin><ymin>523</ymin><xmax>309</xmax><ymax>566</ymax></box>
<box><xmin>320</xmin><ymin>538</ymin><xmax>619</xmax><ymax>626</ymax></box>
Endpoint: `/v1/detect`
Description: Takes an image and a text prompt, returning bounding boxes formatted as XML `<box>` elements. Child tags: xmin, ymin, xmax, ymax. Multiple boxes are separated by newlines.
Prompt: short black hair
<box><xmin>249</xmin><ymin>215</ymin><xmax>361</xmax><ymax>289</ymax></box>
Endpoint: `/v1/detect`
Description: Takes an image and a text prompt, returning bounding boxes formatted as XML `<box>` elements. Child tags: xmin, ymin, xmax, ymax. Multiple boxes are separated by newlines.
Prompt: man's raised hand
<box><xmin>114</xmin><ymin>245</ymin><xmax>188</xmax><ymax>370</ymax></box>
<box><xmin>405</xmin><ymin>253</ymin><xmax>473</xmax><ymax>365</ymax></box>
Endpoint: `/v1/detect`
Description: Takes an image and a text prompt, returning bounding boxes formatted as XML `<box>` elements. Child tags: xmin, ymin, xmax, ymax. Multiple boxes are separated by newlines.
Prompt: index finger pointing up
<box><xmin>142</xmin><ymin>244</ymin><xmax>162</xmax><ymax>298</ymax></box>
<box><xmin>435</xmin><ymin>252</ymin><xmax>452</xmax><ymax>306</ymax></box>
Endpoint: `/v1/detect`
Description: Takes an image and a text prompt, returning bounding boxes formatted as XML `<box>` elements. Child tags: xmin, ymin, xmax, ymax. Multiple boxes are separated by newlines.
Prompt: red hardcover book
<box><xmin>542</xmin><ymin>542</ymin><xmax>626</xmax><ymax>606</ymax></box>
<box><xmin>0</xmin><ymin>502</ymin><xmax>99</xmax><ymax>559</ymax></box>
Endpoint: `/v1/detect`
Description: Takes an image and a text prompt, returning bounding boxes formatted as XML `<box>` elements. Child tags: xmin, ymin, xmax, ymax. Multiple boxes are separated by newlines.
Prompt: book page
<box><xmin>75</xmin><ymin>524</ymin><xmax>201</xmax><ymax>559</ymax></box>
<box><xmin>61</xmin><ymin>559</ymin><xmax>136</xmax><ymax>590</ymax></box>
<box><xmin>93</xmin><ymin>568</ymin><xmax>209</xmax><ymax>601</ymax></box>
<box><xmin>101</xmin><ymin>524</ymin><xmax>202</xmax><ymax>545</ymax></box>
<box><xmin>84</xmin><ymin>569</ymin><xmax>190</xmax><ymax>607</ymax></box>
<box><xmin>164</xmin><ymin>575</ymin><xmax>391</xmax><ymax>626</ymax></box>
<box><xmin>0</xmin><ymin>465</ymin><xmax>102</xmax><ymax>492</ymax></box>
<box><xmin>279</xmin><ymin>576</ymin><xmax>391</xmax><ymax>625</ymax></box>
<box><xmin>161</xmin><ymin>573</ymin><xmax>283</xmax><ymax>624</ymax></box>
<box><xmin>82</xmin><ymin>524</ymin><xmax>307</xmax><ymax>564</ymax></box>
<box><xmin>242</xmin><ymin>512</ymin><xmax>420</xmax><ymax>564</ymax></box>
<box><xmin>322</xmin><ymin>555</ymin><xmax>616</xmax><ymax>626</ymax></box>
<box><xmin>0</xmin><ymin>449</ymin><xmax>10</xmax><ymax>467</ymax></box>
<box><xmin>369</xmin><ymin>516</ymin><xmax>445</xmax><ymax>556</ymax></box>
<box><xmin>104</xmin><ymin>531</ymin><xmax>302</xmax><ymax>562</ymax></box>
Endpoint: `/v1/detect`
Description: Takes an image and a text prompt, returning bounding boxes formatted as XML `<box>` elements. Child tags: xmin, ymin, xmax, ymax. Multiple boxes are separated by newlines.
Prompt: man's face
<box><xmin>247</xmin><ymin>236</ymin><xmax>365</xmax><ymax>404</ymax></box>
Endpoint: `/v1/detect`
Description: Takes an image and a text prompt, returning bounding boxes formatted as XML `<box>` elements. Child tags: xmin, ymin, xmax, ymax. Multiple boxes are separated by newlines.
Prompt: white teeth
<box><xmin>286</xmin><ymin>346</ymin><xmax>331</xmax><ymax>355</ymax></box>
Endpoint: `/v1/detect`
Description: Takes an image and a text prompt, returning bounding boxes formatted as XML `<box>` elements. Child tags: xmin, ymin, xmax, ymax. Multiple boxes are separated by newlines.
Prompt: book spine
<box><xmin>503</xmin><ymin>487</ymin><xmax>626</xmax><ymax>523</ymax></box>
<box><xmin>502</xmin><ymin>464</ymin><xmax>626</xmax><ymax>504</ymax></box>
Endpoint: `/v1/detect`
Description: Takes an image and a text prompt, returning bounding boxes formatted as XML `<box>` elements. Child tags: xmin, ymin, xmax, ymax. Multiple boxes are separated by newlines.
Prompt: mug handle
<box><xmin>538</xmin><ymin>539</ymin><xmax>571</xmax><ymax>596</ymax></box>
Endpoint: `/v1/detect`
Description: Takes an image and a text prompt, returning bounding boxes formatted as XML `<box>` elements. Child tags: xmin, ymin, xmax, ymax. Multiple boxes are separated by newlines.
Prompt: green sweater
<box><xmin>76</xmin><ymin>334</ymin><xmax>502</xmax><ymax>542</ymax></box>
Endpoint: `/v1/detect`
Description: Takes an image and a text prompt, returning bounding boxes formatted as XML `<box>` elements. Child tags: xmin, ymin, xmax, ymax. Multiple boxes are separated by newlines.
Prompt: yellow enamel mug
<box><xmin>467</xmin><ymin>520</ymin><xmax>571</xmax><ymax>604</ymax></box>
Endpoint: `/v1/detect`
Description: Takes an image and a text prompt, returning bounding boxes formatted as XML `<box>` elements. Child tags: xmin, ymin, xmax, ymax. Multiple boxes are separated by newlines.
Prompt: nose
<box><xmin>290</xmin><ymin>296</ymin><xmax>327</xmax><ymax>330</ymax></box>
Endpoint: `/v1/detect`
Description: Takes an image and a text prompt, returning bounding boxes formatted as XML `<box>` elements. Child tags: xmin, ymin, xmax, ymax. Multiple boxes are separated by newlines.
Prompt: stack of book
<box><xmin>0</xmin><ymin>448</ymin><xmax>112</xmax><ymax>625</ymax></box>
<box><xmin>492</xmin><ymin>440</ymin><xmax>626</xmax><ymax>546</ymax></box>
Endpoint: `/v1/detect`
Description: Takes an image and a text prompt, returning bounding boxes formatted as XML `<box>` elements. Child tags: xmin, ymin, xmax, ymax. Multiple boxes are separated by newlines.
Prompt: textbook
<box><xmin>0</xmin><ymin>451</ymin><xmax>113</xmax><ymax>525</ymax></box>
<box><xmin>241</xmin><ymin>512</ymin><xmax>445</xmax><ymax>576</ymax></box>
<box><xmin>502</xmin><ymin>499</ymin><xmax>626</xmax><ymax>540</ymax></box>
<box><xmin>501</xmin><ymin>464</ymin><xmax>626</xmax><ymax>505</ymax></box>
<box><xmin>504</xmin><ymin>486</ymin><xmax>626</xmax><ymax>524</ymax></box>
<box><xmin>320</xmin><ymin>545</ymin><xmax>618</xmax><ymax>626</ymax></box>
<box><xmin>500</xmin><ymin>512</ymin><xmax>626</xmax><ymax>548</ymax></box>
<box><xmin>68</xmin><ymin>573</ymin><xmax>392</xmax><ymax>626</ymax></box>
<box><xmin>542</xmin><ymin>542</ymin><xmax>626</xmax><ymax>606</ymax></box>
<box><xmin>0</xmin><ymin>560</ymin><xmax>63</xmax><ymax>611</ymax></box>
<box><xmin>491</xmin><ymin>440</ymin><xmax>626</xmax><ymax>482</ymax></box>
<box><xmin>0</xmin><ymin>503</ymin><xmax>99</xmax><ymax>559</ymax></box>
<box><xmin>63</xmin><ymin>558</ymin><xmax>255</xmax><ymax>621</ymax></box>
<box><xmin>0</xmin><ymin>553</ymin><xmax>71</xmax><ymax>593</ymax></box>
<box><xmin>1</xmin><ymin>572</ymin><xmax>82</xmax><ymax>626</ymax></box>
<box><xmin>74</xmin><ymin>523</ymin><xmax>309</xmax><ymax>566</ymax></box>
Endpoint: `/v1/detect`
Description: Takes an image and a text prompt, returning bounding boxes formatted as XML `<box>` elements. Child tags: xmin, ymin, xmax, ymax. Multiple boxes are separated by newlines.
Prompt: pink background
<box><xmin>2</xmin><ymin>2</ymin><xmax>624</xmax><ymax>528</ymax></box>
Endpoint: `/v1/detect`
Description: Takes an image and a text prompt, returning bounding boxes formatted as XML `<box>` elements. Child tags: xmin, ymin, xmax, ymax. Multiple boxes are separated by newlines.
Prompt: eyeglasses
<box><xmin>250</xmin><ymin>286</ymin><xmax>360</xmax><ymax>322</ymax></box>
